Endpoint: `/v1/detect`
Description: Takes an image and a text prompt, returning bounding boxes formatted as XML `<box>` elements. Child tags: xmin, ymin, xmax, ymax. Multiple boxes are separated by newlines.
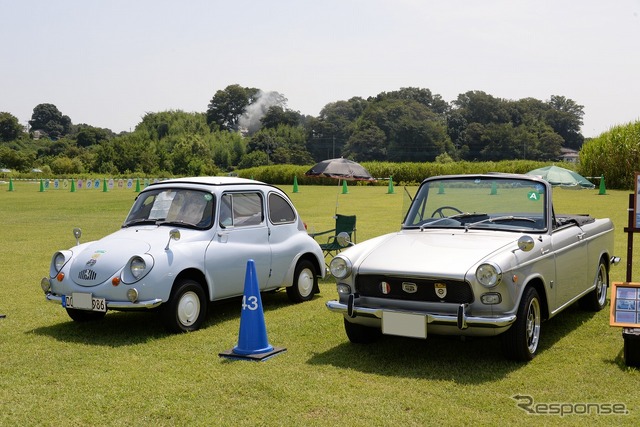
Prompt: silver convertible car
<box><xmin>327</xmin><ymin>173</ymin><xmax>619</xmax><ymax>361</ymax></box>
<box><xmin>41</xmin><ymin>177</ymin><xmax>325</xmax><ymax>332</ymax></box>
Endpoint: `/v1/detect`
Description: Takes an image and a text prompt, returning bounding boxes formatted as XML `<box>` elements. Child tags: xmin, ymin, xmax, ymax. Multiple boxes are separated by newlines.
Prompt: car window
<box><xmin>220</xmin><ymin>192</ymin><xmax>264</xmax><ymax>227</ymax></box>
<box><xmin>124</xmin><ymin>189</ymin><xmax>214</xmax><ymax>229</ymax></box>
<box><xmin>404</xmin><ymin>177</ymin><xmax>547</xmax><ymax>232</ymax></box>
<box><xmin>268</xmin><ymin>193</ymin><xmax>296</xmax><ymax>224</ymax></box>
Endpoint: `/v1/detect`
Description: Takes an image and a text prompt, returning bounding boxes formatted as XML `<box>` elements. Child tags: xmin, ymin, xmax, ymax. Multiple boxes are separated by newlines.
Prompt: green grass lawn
<box><xmin>1</xmin><ymin>180</ymin><xmax>639</xmax><ymax>426</ymax></box>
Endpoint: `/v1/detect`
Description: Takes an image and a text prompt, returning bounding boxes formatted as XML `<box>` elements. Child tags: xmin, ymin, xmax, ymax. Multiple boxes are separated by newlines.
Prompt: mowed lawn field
<box><xmin>1</xmin><ymin>179</ymin><xmax>639</xmax><ymax>426</ymax></box>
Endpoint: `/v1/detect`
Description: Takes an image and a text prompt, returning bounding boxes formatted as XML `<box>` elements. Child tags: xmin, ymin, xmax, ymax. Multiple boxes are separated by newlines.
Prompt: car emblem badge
<box><xmin>435</xmin><ymin>282</ymin><xmax>447</xmax><ymax>298</ymax></box>
<box><xmin>380</xmin><ymin>281</ymin><xmax>391</xmax><ymax>294</ymax></box>
<box><xmin>86</xmin><ymin>259</ymin><xmax>97</xmax><ymax>267</ymax></box>
<box><xmin>402</xmin><ymin>282</ymin><xmax>417</xmax><ymax>293</ymax></box>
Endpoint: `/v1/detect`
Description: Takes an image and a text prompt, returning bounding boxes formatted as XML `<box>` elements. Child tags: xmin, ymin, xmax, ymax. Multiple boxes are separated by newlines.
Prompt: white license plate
<box><xmin>63</xmin><ymin>292</ymin><xmax>107</xmax><ymax>312</ymax></box>
<box><xmin>382</xmin><ymin>311</ymin><xmax>427</xmax><ymax>339</ymax></box>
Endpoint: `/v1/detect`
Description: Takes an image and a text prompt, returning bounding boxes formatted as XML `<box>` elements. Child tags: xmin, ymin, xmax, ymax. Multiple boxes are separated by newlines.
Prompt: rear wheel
<box><xmin>344</xmin><ymin>318</ymin><xmax>382</xmax><ymax>344</ymax></box>
<box><xmin>286</xmin><ymin>259</ymin><xmax>317</xmax><ymax>303</ymax></box>
<box><xmin>161</xmin><ymin>279</ymin><xmax>206</xmax><ymax>333</ymax></box>
<box><xmin>579</xmin><ymin>259</ymin><xmax>608</xmax><ymax>311</ymax></box>
<box><xmin>66</xmin><ymin>308</ymin><xmax>106</xmax><ymax>322</ymax></box>
<box><xmin>502</xmin><ymin>287</ymin><xmax>541</xmax><ymax>361</ymax></box>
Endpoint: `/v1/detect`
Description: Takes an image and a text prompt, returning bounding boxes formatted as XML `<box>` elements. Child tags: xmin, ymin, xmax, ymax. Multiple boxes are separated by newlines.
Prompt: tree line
<box><xmin>0</xmin><ymin>85</ymin><xmax>585</xmax><ymax>175</ymax></box>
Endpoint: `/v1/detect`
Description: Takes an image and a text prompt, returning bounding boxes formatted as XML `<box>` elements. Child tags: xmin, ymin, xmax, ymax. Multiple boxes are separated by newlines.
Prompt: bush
<box><xmin>236</xmin><ymin>160</ymin><xmax>552</xmax><ymax>185</ymax></box>
<box><xmin>580</xmin><ymin>121</ymin><xmax>640</xmax><ymax>189</ymax></box>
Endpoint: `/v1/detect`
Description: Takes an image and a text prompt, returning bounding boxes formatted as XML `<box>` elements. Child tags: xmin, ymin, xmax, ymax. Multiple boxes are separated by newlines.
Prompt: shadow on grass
<box><xmin>308</xmin><ymin>304</ymin><xmax>600</xmax><ymax>384</ymax></box>
<box><xmin>29</xmin><ymin>288</ymin><xmax>298</xmax><ymax>347</ymax></box>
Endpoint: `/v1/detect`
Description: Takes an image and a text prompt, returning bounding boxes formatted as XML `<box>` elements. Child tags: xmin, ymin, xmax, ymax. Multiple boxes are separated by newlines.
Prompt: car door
<box><xmin>265</xmin><ymin>192</ymin><xmax>299</xmax><ymax>288</ymax></box>
<box><xmin>550</xmin><ymin>221</ymin><xmax>589</xmax><ymax>312</ymax></box>
<box><xmin>205</xmin><ymin>191</ymin><xmax>271</xmax><ymax>299</ymax></box>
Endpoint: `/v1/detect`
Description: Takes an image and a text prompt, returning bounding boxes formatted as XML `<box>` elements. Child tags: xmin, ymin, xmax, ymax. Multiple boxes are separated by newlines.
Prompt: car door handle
<box><xmin>577</xmin><ymin>232</ymin><xmax>586</xmax><ymax>240</ymax></box>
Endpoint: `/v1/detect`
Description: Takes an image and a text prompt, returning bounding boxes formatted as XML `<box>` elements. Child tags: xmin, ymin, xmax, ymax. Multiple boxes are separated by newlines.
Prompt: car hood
<box><xmin>354</xmin><ymin>230</ymin><xmax>520</xmax><ymax>279</ymax></box>
<box><xmin>68</xmin><ymin>227</ymin><xmax>164</xmax><ymax>286</ymax></box>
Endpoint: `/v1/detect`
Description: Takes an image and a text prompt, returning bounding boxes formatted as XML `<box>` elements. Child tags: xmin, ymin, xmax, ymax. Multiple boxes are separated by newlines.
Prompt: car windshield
<box><xmin>403</xmin><ymin>176</ymin><xmax>547</xmax><ymax>232</ymax></box>
<box><xmin>123</xmin><ymin>188</ymin><xmax>214</xmax><ymax>229</ymax></box>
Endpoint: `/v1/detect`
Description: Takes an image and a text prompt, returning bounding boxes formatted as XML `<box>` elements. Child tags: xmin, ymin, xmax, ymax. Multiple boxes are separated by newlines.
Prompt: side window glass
<box><xmin>220</xmin><ymin>194</ymin><xmax>233</xmax><ymax>227</ymax></box>
<box><xmin>220</xmin><ymin>193</ymin><xmax>263</xmax><ymax>227</ymax></box>
<box><xmin>269</xmin><ymin>193</ymin><xmax>296</xmax><ymax>224</ymax></box>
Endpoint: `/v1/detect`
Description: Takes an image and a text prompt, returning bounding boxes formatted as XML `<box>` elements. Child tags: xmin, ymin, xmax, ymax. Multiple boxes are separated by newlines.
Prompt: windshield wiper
<box><xmin>123</xmin><ymin>218</ymin><xmax>159</xmax><ymax>227</ymax></box>
<box><xmin>465</xmin><ymin>216</ymin><xmax>536</xmax><ymax>232</ymax></box>
<box><xmin>419</xmin><ymin>212</ymin><xmax>487</xmax><ymax>231</ymax></box>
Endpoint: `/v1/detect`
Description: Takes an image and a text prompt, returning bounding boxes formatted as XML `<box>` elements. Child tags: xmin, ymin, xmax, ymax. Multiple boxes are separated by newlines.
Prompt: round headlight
<box><xmin>476</xmin><ymin>263</ymin><xmax>502</xmax><ymax>288</ymax></box>
<box><xmin>54</xmin><ymin>252</ymin><xmax>66</xmax><ymax>271</ymax></box>
<box><xmin>130</xmin><ymin>257</ymin><xmax>147</xmax><ymax>279</ymax></box>
<box><xmin>330</xmin><ymin>256</ymin><xmax>352</xmax><ymax>279</ymax></box>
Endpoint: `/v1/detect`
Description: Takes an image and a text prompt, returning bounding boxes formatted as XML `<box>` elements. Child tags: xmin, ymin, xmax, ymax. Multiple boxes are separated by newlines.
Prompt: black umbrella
<box><xmin>304</xmin><ymin>158</ymin><xmax>375</xmax><ymax>181</ymax></box>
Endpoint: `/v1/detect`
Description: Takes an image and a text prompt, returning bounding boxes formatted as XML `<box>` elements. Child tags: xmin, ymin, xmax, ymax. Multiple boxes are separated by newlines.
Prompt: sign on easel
<box><xmin>610</xmin><ymin>282</ymin><xmax>640</xmax><ymax>367</ymax></box>
<box><xmin>610</xmin><ymin>282</ymin><xmax>640</xmax><ymax>327</ymax></box>
<box><xmin>635</xmin><ymin>173</ymin><xmax>640</xmax><ymax>228</ymax></box>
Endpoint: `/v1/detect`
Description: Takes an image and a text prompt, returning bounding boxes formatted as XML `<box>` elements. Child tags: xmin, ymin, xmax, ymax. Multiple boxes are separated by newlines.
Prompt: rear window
<box><xmin>268</xmin><ymin>193</ymin><xmax>296</xmax><ymax>224</ymax></box>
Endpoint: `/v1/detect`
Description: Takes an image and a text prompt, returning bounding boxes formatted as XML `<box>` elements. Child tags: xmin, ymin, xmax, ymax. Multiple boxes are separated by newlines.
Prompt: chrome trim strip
<box><xmin>326</xmin><ymin>300</ymin><xmax>516</xmax><ymax>328</ymax></box>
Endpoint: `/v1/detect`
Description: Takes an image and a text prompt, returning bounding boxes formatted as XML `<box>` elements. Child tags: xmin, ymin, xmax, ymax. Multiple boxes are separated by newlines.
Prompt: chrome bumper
<box><xmin>326</xmin><ymin>299</ymin><xmax>516</xmax><ymax>329</ymax></box>
<box><xmin>45</xmin><ymin>293</ymin><xmax>163</xmax><ymax>310</ymax></box>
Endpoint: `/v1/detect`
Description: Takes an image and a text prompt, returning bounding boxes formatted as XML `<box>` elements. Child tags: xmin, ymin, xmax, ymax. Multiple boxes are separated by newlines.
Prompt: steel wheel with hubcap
<box><xmin>286</xmin><ymin>259</ymin><xmax>317</xmax><ymax>302</ymax></box>
<box><xmin>503</xmin><ymin>287</ymin><xmax>541</xmax><ymax>361</ymax></box>
<box><xmin>579</xmin><ymin>259</ymin><xmax>609</xmax><ymax>311</ymax></box>
<box><xmin>162</xmin><ymin>279</ymin><xmax>206</xmax><ymax>333</ymax></box>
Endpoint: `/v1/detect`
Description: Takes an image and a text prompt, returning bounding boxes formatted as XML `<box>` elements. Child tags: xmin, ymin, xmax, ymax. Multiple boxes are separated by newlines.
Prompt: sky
<box><xmin>1</xmin><ymin>0</ymin><xmax>639</xmax><ymax>138</ymax></box>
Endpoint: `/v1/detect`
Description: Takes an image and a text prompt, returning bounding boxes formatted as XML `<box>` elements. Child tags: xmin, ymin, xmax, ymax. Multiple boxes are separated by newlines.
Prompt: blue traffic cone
<box><xmin>219</xmin><ymin>259</ymin><xmax>286</xmax><ymax>361</ymax></box>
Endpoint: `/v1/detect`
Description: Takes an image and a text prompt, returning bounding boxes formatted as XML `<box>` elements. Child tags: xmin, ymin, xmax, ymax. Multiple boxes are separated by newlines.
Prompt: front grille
<box><xmin>355</xmin><ymin>274</ymin><xmax>473</xmax><ymax>303</ymax></box>
<box><xmin>78</xmin><ymin>269</ymin><xmax>97</xmax><ymax>281</ymax></box>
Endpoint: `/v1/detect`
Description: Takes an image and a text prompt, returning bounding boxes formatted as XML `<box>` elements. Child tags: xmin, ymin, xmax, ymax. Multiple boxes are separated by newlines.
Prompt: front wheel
<box><xmin>502</xmin><ymin>287</ymin><xmax>541</xmax><ymax>361</ymax></box>
<box><xmin>579</xmin><ymin>259</ymin><xmax>608</xmax><ymax>311</ymax></box>
<box><xmin>161</xmin><ymin>279</ymin><xmax>207</xmax><ymax>333</ymax></box>
<box><xmin>286</xmin><ymin>259</ymin><xmax>318</xmax><ymax>303</ymax></box>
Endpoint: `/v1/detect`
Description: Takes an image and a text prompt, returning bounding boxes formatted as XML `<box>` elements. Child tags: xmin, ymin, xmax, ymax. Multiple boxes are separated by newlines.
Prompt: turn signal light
<box><xmin>112</xmin><ymin>277</ymin><xmax>121</xmax><ymax>286</ymax></box>
<box><xmin>56</xmin><ymin>272</ymin><xmax>65</xmax><ymax>282</ymax></box>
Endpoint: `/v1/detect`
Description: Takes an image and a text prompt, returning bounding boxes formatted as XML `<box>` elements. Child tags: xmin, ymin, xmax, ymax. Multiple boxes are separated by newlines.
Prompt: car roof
<box><xmin>145</xmin><ymin>176</ymin><xmax>285</xmax><ymax>194</ymax></box>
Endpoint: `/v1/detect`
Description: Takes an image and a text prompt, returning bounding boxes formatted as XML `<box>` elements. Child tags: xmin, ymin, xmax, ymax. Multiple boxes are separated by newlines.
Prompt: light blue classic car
<box><xmin>327</xmin><ymin>173</ymin><xmax>619</xmax><ymax>361</ymax></box>
<box><xmin>41</xmin><ymin>177</ymin><xmax>325</xmax><ymax>332</ymax></box>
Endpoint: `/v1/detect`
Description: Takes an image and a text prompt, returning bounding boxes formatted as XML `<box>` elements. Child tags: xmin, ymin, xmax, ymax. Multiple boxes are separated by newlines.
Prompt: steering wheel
<box><xmin>431</xmin><ymin>206</ymin><xmax>463</xmax><ymax>218</ymax></box>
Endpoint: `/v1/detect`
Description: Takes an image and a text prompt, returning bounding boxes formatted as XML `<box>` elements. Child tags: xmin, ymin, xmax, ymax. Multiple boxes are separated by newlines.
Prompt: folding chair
<box><xmin>310</xmin><ymin>214</ymin><xmax>357</xmax><ymax>259</ymax></box>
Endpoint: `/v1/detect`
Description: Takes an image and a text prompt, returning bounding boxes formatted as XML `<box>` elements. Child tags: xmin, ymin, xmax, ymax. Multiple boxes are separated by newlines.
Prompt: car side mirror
<box><xmin>517</xmin><ymin>235</ymin><xmax>535</xmax><ymax>252</ymax></box>
<box><xmin>73</xmin><ymin>228</ymin><xmax>82</xmax><ymax>246</ymax></box>
<box><xmin>165</xmin><ymin>228</ymin><xmax>181</xmax><ymax>251</ymax></box>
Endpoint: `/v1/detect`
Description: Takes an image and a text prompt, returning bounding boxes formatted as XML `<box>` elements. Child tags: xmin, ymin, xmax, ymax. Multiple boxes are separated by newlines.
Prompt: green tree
<box><xmin>0</xmin><ymin>112</ymin><xmax>25</xmax><ymax>142</ymax></box>
<box><xmin>247</xmin><ymin>125</ymin><xmax>312</xmax><ymax>165</ymax></box>
<box><xmin>171</xmin><ymin>135</ymin><xmax>217</xmax><ymax>176</ymax></box>
<box><xmin>372</xmin><ymin>87</ymin><xmax>449</xmax><ymax>114</ymax></box>
<box><xmin>307</xmin><ymin>97</ymin><xmax>367</xmax><ymax>160</ymax></box>
<box><xmin>354</xmin><ymin>99</ymin><xmax>452</xmax><ymax>162</ymax></box>
<box><xmin>28</xmin><ymin>103</ymin><xmax>72</xmax><ymax>138</ymax></box>
<box><xmin>452</xmin><ymin>91</ymin><xmax>510</xmax><ymax>125</ymax></box>
<box><xmin>343</xmin><ymin>122</ymin><xmax>387</xmax><ymax>161</ymax></box>
<box><xmin>0</xmin><ymin>146</ymin><xmax>36</xmax><ymax>171</ymax></box>
<box><xmin>206</xmin><ymin>84</ymin><xmax>260</xmax><ymax>131</ymax></box>
<box><xmin>136</xmin><ymin>111</ymin><xmax>209</xmax><ymax>140</ymax></box>
<box><xmin>261</xmin><ymin>106</ymin><xmax>302</xmax><ymax>129</ymax></box>
<box><xmin>545</xmin><ymin>95</ymin><xmax>584</xmax><ymax>149</ymax></box>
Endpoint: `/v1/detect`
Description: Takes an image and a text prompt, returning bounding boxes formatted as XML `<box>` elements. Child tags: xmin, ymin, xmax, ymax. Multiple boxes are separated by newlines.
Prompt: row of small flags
<box><xmin>6</xmin><ymin>177</ymin><xmax>155</xmax><ymax>192</ymax></box>
<box><xmin>7</xmin><ymin>176</ymin><xmax>397</xmax><ymax>194</ymax></box>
